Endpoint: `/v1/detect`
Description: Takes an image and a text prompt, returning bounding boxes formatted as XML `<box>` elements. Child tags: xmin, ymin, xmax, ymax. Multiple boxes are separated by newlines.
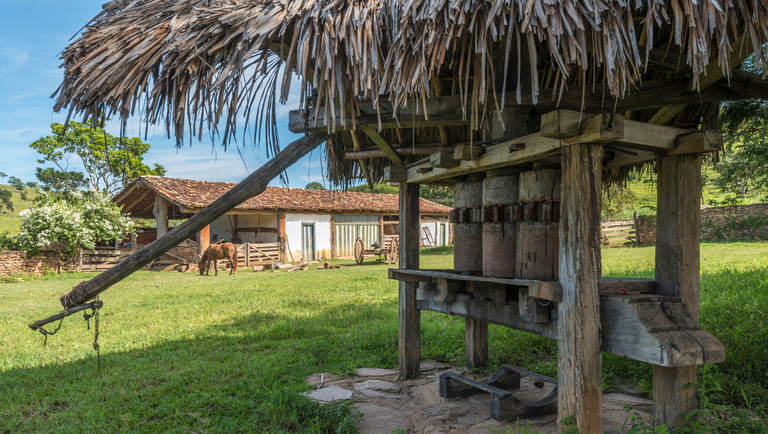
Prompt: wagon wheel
<box><xmin>388</xmin><ymin>237</ymin><xmax>399</xmax><ymax>265</ymax></box>
<box><xmin>354</xmin><ymin>238</ymin><xmax>364</xmax><ymax>265</ymax></box>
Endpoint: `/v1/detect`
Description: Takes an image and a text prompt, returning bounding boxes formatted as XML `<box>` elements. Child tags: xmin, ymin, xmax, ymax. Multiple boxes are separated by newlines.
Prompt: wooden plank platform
<box><xmin>390</xmin><ymin>270</ymin><xmax>724</xmax><ymax>367</ymax></box>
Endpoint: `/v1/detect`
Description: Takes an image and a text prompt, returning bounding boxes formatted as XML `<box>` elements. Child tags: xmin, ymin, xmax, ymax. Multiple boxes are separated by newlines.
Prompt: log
<box><xmin>55</xmin><ymin>133</ymin><xmax>330</xmax><ymax>309</ymax></box>
<box><xmin>482</xmin><ymin>168</ymin><xmax>520</xmax><ymax>279</ymax></box>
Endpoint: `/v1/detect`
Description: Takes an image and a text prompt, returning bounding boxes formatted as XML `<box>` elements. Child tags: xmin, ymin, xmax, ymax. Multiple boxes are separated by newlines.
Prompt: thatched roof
<box><xmin>53</xmin><ymin>0</ymin><xmax>768</xmax><ymax>185</ymax></box>
<box><xmin>115</xmin><ymin>176</ymin><xmax>451</xmax><ymax>218</ymax></box>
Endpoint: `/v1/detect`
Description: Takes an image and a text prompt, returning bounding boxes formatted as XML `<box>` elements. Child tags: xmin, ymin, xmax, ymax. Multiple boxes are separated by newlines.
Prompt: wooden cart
<box><xmin>354</xmin><ymin>234</ymin><xmax>399</xmax><ymax>265</ymax></box>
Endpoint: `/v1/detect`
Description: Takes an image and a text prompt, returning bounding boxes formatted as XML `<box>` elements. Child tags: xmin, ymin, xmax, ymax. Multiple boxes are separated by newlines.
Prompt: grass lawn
<box><xmin>1</xmin><ymin>243</ymin><xmax>767</xmax><ymax>433</ymax></box>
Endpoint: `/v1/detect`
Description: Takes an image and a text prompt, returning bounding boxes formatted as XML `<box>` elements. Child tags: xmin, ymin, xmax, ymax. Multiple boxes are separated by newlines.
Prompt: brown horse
<box><xmin>199</xmin><ymin>242</ymin><xmax>238</xmax><ymax>276</ymax></box>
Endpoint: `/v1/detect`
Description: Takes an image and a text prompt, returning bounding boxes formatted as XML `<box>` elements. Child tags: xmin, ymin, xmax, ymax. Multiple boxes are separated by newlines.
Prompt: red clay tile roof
<box><xmin>114</xmin><ymin>176</ymin><xmax>451</xmax><ymax>217</ymax></box>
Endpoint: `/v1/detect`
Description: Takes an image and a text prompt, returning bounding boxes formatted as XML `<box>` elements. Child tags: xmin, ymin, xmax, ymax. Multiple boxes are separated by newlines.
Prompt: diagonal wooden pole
<box><xmin>52</xmin><ymin>132</ymin><xmax>330</xmax><ymax>311</ymax></box>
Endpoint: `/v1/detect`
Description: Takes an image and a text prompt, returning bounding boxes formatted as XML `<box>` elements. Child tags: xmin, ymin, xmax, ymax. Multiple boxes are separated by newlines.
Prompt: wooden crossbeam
<box><xmin>404</xmin><ymin>110</ymin><xmax>721</xmax><ymax>181</ymax></box>
<box><xmin>363</xmin><ymin>129</ymin><xmax>404</xmax><ymax>165</ymax></box>
<box><xmin>124</xmin><ymin>188</ymin><xmax>152</xmax><ymax>214</ymax></box>
<box><xmin>288</xmin><ymin>77</ymin><xmax>763</xmax><ymax>134</ymax></box>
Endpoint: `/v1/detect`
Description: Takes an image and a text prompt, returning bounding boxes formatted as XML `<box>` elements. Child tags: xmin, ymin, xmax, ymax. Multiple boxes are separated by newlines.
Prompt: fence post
<box><xmin>245</xmin><ymin>243</ymin><xmax>250</xmax><ymax>267</ymax></box>
<box><xmin>633</xmin><ymin>210</ymin><xmax>640</xmax><ymax>245</ymax></box>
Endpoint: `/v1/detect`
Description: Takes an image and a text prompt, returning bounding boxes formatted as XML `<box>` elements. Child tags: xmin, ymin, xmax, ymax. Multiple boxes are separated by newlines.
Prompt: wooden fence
<box><xmin>79</xmin><ymin>247</ymin><xmax>126</xmax><ymax>272</ymax></box>
<box><xmin>601</xmin><ymin>218</ymin><xmax>637</xmax><ymax>247</ymax></box>
<box><xmin>232</xmin><ymin>242</ymin><xmax>282</xmax><ymax>267</ymax></box>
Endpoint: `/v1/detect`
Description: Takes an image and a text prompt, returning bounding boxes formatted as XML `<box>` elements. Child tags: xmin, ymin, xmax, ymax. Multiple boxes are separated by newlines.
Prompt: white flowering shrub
<box><xmin>17</xmin><ymin>191</ymin><xmax>136</xmax><ymax>256</ymax></box>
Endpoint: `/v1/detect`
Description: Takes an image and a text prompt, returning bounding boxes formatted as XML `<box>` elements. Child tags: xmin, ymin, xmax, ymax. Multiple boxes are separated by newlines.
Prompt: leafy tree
<box><xmin>25</xmin><ymin>182</ymin><xmax>38</xmax><ymax>189</ymax></box>
<box><xmin>717</xmin><ymin>99</ymin><xmax>768</xmax><ymax>202</ymax></box>
<box><xmin>0</xmin><ymin>172</ymin><xmax>7</xmax><ymax>183</ymax></box>
<box><xmin>20</xmin><ymin>191</ymin><xmax>28</xmax><ymax>201</ymax></box>
<box><xmin>35</xmin><ymin>168</ymin><xmax>89</xmax><ymax>192</ymax></box>
<box><xmin>305</xmin><ymin>182</ymin><xmax>326</xmax><ymax>190</ymax></box>
<box><xmin>602</xmin><ymin>184</ymin><xmax>639</xmax><ymax>219</ymax></box>
<box><xmin>30</xmin><ymin>119</ymin><xmax>166</xmax><ymax>194</ymax></box>
<box><xmin>0</xmin><ymin>189</ymin><xmax>12</xmax><ymax>214</ymax></box>
<box><xmin>420</xmin><ymin>185</ymin><xmax>454</xmax><ymax>207</ymax></box>
<box><xmin>8</xmin><ymin>177</ymin><xmax>24</xmax><ymax>191</ymax></box>
<box><xmin>17</xmin><ymin>190</ymin><xmax>136</xmax><ymax>256</ymax></box>
<box><xmin>348</xmin><ymin>182</ymin><xmax>400</xmax><ymax>194</ymax></box>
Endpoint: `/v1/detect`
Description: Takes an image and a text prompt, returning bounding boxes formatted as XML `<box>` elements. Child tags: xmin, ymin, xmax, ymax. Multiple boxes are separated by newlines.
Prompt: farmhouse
<box><xmin>113</xmin><ymin>176</ymin><xmax>451</xmax><ymax>261</ymax></box>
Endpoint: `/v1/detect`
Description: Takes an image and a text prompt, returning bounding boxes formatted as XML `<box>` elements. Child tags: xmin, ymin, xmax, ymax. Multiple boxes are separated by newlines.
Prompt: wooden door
<box><xmin>301</xmin><ymin>223</ymin><xmax>315</xmax><ymax>260</ymax></box>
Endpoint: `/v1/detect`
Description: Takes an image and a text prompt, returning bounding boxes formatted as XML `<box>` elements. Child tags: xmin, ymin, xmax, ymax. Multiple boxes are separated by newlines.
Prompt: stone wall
<box><xmin>636</xmin><ymin>203</ymin><xmax>768</xmax><ymax>244</ymax></box>
<box><xmin>0</xmin><ymin>250</ymin><xmax>73</xmax><ymax>276</ymax></box>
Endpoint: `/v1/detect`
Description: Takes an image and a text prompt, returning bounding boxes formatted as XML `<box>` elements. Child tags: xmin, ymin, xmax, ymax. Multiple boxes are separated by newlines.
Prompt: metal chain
<box><xmin>37</xmin><ymin>318</ymin><xmax>64</xmax><ymax>347</ymax></box>
<box><xmin>82</xmin><ymin>296</ymin><xmax>101</xmax><ymax>370</ymax></box>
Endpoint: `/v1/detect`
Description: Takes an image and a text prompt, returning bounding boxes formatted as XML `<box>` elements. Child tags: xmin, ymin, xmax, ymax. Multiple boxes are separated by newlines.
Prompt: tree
<box><xmin>30</xmin><ymin>119</ymin><xmax>166</xmax><ymax>194</ymax></box>
<box><xmin>26</xmin><ymin>182</ymin><xmax>39</xmax><ymax>189</ymax></box>
<box><xmin>420</xmin><ymin>185</ymin><xmax>454</xmax><ymax>207</ymax></box>
<box><xmin>602</xmin><ymin>184</ymin><xmax>639</xmax><ymax>219</ymax></box>
<box><xmin>20</xmin><ymin>191</ymin><xmax>28</xmax><ymax>201</ymax></box>
<box><xmin>0</xmin><ymin>172</ymin><xmax>7</xmax><ymax>183</ymax></box>
<box><xmin>348</xmin><ymin>182</ymin><xmax>400</xmax><ymax>194</ymax></box>
<box><xmin>717</xmin><ymin>99</ymin><xmax>768</xmax><ymax>202</ymax></box>
<box><xmin>305</xmin><ymin>182</ymin><xmax>326</xmax><ymax>190</ymax></box>
<box><xmin>17</xmin><ymin>190</ymin><xmax>136</xmax><ymax>256</ymax></box>
<box><xmin>8</xmin><ymin>177</ymin><xmax>24</xmax><ymax>191</ymax></box>
<box><xmin>0</xmin><ymin>190</ymin><xmax>12</xmax><ymax>214</ymax></box>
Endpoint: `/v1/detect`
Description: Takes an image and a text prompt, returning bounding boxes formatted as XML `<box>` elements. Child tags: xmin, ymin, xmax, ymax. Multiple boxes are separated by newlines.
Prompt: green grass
<box><xmin>0</xmin><ymin>184</ymin><xmax>39</xmax><ymax>236</ymax></box>
<box><xmin>1</xmin><ymin>243</ymin><xmax>767</xmax><ymax>432</ymax></box>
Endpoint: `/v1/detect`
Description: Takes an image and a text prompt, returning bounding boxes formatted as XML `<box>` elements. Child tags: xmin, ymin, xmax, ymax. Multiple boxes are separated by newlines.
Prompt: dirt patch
<box><xmin>304</xmin><ymin>360</ymin><xmax>653</xmax><ymax>434</ymax></box>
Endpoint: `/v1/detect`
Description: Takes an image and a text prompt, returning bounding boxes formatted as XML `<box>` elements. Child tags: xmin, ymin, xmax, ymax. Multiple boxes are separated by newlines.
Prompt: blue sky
<box><xmin>0</xmin><ymin>1</ymin><xmax>331</xmax><ymax>190</ymax></box>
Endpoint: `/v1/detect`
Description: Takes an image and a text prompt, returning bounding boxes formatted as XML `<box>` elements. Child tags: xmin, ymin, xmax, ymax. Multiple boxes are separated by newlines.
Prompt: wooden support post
<box><xmin>653</xmin><ymin>155</ymin><xmax>702</xmax><ymax>429</ymax></box>
<box><xmin>198</xmin><ymin>225</ymin><xmax>210</xmax><ymax>257</ymax></box>
<box><xmin>465</xmin><ymin>318</ymin><xmax>488</xmax><ymax>369</ymax></box>
<box><xmin>244</xmin><ymin>243</ymin><xmax>250</xmax><ymax>268</ymax></box>
<box><xmin>399</xmin><ymin>183</ymin><xmax>421</xmax><ymax>380</ymax></box>
<box><xmin>278</xmin><ymin>213</ymin><xmax>286</xmax><ymax>262</ymax></box>
<box><xmin>558</xmin><ymin>144</ymin><xmax>603</xmax><ymax>434</ymax></box>
<box><xmin>130</xmin><ymin>233</ymin><xmax>138</xmax><ymax>254</ymax></box>
<box><xmin>378</xmin><ymin>214</ymin><xmax>384</xmax><ymax>245</ymax></box>
<box><xmin>330</xmin><ymin>215</ymin><xmax>336</xmax><ymax>258</ymax></box>
<box><xmin>154</xmin><ymin>195</ymin><xmax>169</xmax><ymax>239</ymax></box>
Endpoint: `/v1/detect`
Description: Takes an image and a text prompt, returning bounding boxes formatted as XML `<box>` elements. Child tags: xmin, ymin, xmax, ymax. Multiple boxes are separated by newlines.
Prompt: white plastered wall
<box><xmin>285</xmin><ymin>213</ymin><xmax>331</xmax><ymax>261</ymax></box>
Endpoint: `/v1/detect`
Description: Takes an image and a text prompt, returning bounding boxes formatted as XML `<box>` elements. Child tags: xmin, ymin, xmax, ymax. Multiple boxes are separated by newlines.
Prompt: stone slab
<box><xmin>355</xmin><ymin>403</ymin><xmax>414</xmax><ymax>434</ymax></box>
<box><xmin>357</xmin><ymin>368</ymin><xmax>398</xmax><ymax>377</ymax></box>
<box><xmin>303</xmin><ymin>385</ymin><xmax>352</xmax><ymax>403</ymax></box>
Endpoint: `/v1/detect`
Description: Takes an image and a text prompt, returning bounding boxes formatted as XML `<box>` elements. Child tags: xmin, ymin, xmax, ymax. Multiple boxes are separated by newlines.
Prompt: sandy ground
<box><xmin>304</xmin><ymin>361</ymin><xmax>653</xmax><ymax>434</ymax></box>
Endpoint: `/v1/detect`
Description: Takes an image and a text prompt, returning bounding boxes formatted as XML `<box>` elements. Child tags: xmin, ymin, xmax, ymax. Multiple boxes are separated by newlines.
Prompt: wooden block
<box><xmin>435</xmin><ymin>278</ymin><xmax>463</xmax><ymax>303</ymax></box>
<box><xmin>454</xmin><ymin>144</ymin><xmax>484</xmax><ymax>160</ymax></box>
<box><xmin>416</xmin><ymin>166</ymin><xmax>433</xmax><ymax>174</ymax></box>
<box><xmin>519</xmin><ymin>289</ymin><xmax>550</xmax><ymax>323</ymax></box>
<box><xmin>564</xmin><ymin>113</ymin><xmax>624</xmax><ymax>145</ymax></box>
<box><xmin>430</xmin><ymin>151</ymin><xmax>460</xmax><ymax>168</ymax></box>
<box><xmin>540</xmin><ymin>109</ymin><xmax>592</xmax><ymax>139</ymax></box>
<box><xmin>529</xmin><ymin>281</ymin><xmax>563</xmax><ymax>302</ymax></box>
<box><xmin>668</xmin><ymin>130</ymin><xmax>722</xmax><ymax>156</ymax></box>
<box><xmin>383</xmin><ymin>166</ymin><xmax>407</xmax><ymax>183</ymax></box>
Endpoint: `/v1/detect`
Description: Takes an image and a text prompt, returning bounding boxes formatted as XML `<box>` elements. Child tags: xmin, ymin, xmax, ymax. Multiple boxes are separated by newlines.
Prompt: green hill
<box><xmin>0</xmin><ymin>184</ymin><xmax>40</xmax><ymax>236</ymax></box>
<box><xmin>616</xmin><ymin>166</ymin><xmax>763</xmax><ymax>219</ymax></box>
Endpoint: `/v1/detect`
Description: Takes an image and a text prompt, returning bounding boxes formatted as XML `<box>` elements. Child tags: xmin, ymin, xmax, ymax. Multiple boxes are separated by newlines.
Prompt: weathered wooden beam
<box><xmin>55</xmin><ymin>133</ymin><xmax>330</xmax><ymax>309</ymax></box>
<box><xmin>289</xmin><ymin>79</ymin><xmax>757</xmax><ymax>134</ymax></box>
<box><xmin>668</xmin><ymin>131</ymin><xmax>722</xmax><ymax>156</ymax></box>
<box><xmin>28</xmin><ymin>300</ymin><xmax>104</xmax><ymax>331</ymax></box>
<box><xmin>363</xmin><ymin>129</ymin><xmax>404</xmax><ymax>165</ymax></box>
<box><xmin>413</xmin><ymin>285</ymin><xmax>723</xmax><ymax>367</ymax></box>
<box><xmin>383</xmin><ymin>166</ymin><xmax>407</xmax><ymax>183</ymax></box>
<box><xmin>430</xmin><ymin>151</ymin><xmax>460</xmax><ymax>168</ymax></box>
<box><xmin>559</xmin><ymin>144</ymin><xmax>603</xmax><ymax>434</ymax></box>
<box><xmin>345</xmin><ymin>146</ymin><xmax>454</xmax><ymax>159</ymax></box>
<box><xmin>123</xmin><ymin>188</ymin><xmax>152</xmax><ymax>214</ymax></box>
<box><xmin>653</xmin><ymin>154</ymin><xmax>705</xmax><ymax>429</ymax></box>
<box><xmin>454</xmin><ymin>144</ymin><xmax>485</xmax><ymax>161</ymax></box>
<box><xmin>398</xmin><ymin>182</ymin><xmax>421</xmax><ymax>380</ymax></box>
<box><xmin>350</xmin><ymin>130</ymin><xmax>374</xmax><ymax>189</ymax></box>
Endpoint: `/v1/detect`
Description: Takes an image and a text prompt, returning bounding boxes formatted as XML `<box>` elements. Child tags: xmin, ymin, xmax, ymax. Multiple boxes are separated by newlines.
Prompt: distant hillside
<box><xmin>0</xmin><ymin>184</ymin><xmax>39</xmax><ymax>236</ymax></box>
<box><xmin>616</xmin><ymin>166</ymin><xmax>762</xmax><ymax>219</ymax></box>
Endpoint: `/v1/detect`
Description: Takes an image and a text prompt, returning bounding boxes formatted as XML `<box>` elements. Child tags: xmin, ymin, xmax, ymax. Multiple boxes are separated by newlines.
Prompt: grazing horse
<box><xmin>199</xmin><ymin>242</ymin><xmax>238</xmax><ymax>276</ymax></box>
